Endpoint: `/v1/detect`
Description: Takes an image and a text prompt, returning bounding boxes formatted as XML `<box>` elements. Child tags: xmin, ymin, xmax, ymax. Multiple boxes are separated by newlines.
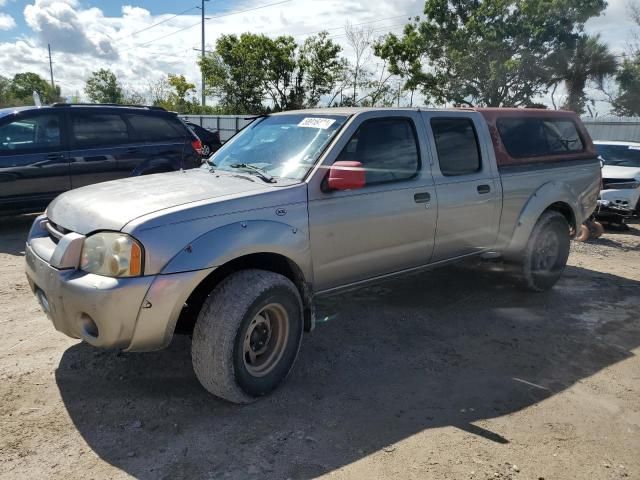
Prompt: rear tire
<box><xmin>520</xmin><ymin>211</ymin><xmax>570</xmax><ymax>292</ymax></box>
<box><xmin>191</xmin><ymin>269</ymin><xmax>303</xmax><ymax>403</ymax></box>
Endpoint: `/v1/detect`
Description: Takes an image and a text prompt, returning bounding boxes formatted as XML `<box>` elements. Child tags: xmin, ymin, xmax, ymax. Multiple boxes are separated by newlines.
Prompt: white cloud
<box><xmin>24</xmin><ymin>0</ymin><xmax>117</xmax><ymax>58</ymax></box>
<box><xmin>585</xmin><ymin>0</ymin><xmax>636</xmax><ymax>54</ymax></box>
<box><xmin>0</xmin><ymin>0</ymin><xmax>632</xmax><ymax>113</ymax></box>
<box><xmin>0</xmin><ymin>0</ymin><xmax>423</xmax><ymax>100</ymax></box>
<box><xmin>0</xmin><ymin>12</ymin><xmax>15</xmax><ymax>30</ymax></box>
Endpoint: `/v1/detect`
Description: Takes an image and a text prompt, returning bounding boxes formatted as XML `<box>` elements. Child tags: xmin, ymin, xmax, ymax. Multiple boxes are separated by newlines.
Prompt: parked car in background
<box><xmin>25</xmin><ymin>107</ymin><xmax>600</xmax><ymax>403</ymax></box>
<box><xmin>0</xmin><ymin>103</ymin><xmax>204</xmax><ymax>215</ymax></box>
<box><xmin>594</xmin><ymin>140</ymin><xmax>640</xmax><ymax>215</ymax></box>
<box><xmin>184</xmin><ymin>120</ymin><xmax>222</xmax><ymax>156</ymax></box>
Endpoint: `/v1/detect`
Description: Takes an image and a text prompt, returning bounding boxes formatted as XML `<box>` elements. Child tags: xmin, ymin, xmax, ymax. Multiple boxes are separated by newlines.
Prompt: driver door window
<box><xmin>0</xmin><ymin>114</ymin><xmax>62</xmax><ymax>153</ymax></box>
<box><xmin>337</xmin><ymin>118</ymin><xmax>419</xmax><ymax>184</ymax></box>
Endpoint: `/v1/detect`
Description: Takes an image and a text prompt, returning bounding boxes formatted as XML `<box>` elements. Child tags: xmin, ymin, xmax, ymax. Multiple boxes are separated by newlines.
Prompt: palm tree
<box><xmin>547</xmin><ymin>34</ymin><xmax>617</xmax><ymax>114</ymax></box>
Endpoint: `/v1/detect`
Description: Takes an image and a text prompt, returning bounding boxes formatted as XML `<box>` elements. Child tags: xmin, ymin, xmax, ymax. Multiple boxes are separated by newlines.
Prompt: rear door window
<box><xmin>71</xmin><ymin>113</ymin><xmax>129</xmax><ymax>148</ymax></box>
<box><xmin>127</xmin><ymin>114</ymin><xmax>186</xmax><ymax>142</ymax></box>
<box><xmin>431</xmin><ymin>118</ymin><xmax>482</xmax><ymax>176</ymax></box>
<box><xmin>497</xmin><ymin>118</ymin><xmax>584</xmax><ymax>158</ymax></box>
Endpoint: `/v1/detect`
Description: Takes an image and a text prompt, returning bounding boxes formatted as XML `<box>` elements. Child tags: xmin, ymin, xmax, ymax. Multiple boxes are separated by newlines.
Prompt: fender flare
<box><xmin>160</xmin><ymin>219</ymin><xmax>312</xmax><ymax>281</ymax></box>
<box><xmin>503</xmin><ymin>180</ymin><xmax>579</xmax><ymax>258</ymax></box>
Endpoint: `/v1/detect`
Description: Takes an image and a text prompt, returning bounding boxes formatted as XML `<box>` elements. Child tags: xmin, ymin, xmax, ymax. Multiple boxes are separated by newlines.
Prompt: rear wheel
<box><xmin>520</xmin><ymin>211</ymin><xmax>570</xmax><ymax>292</ymax></box>
<box><xmin>191</xmin><ymin>269</ymin><xmax>303</xmax><ymax>403</ymax></box>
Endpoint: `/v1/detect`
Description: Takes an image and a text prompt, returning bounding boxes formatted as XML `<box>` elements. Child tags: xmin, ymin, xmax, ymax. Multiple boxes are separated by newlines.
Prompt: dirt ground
<box><xmin>0</xmin><ymin>214</ymin><xmax>639</xmax><ymax>480</ymax></box>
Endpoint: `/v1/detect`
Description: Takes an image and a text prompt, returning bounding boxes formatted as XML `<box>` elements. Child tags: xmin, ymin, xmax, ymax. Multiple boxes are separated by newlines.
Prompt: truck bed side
<box><xmin>495</xmin><ymin>159</ymin><xmax>601</xmax><ymax>254</ymax></box>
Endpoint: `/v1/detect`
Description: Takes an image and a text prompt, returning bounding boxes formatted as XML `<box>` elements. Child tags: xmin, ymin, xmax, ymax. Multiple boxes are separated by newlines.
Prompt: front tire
<box><xmin>520</xmin><ymin>211</ymin><xmax>570</xmax><ymax>292</ymax></box>
<box><xmin>191</xmin><ymin>270</ymin><xmax>303</xmax><ymax>403</ymax></box>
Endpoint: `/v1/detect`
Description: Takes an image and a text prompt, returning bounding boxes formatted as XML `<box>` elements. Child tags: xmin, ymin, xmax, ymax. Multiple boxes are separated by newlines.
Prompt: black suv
<box><xmin>0</xmin><ymin>103</ymin><xmax>204</xmax><ymax>215</ymax></box>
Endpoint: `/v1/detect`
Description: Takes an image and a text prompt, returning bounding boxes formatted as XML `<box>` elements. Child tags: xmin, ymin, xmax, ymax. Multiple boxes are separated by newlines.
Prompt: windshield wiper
<box><xmin>229</xmin><ymin>163</ymin><xmax>276</xmax><ymax>183</ymax></box>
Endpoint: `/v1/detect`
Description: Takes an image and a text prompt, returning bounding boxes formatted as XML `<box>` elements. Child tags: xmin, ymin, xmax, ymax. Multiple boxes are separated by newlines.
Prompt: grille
<box><xmin>45</xmin><ymin>220</ymin><xmax>70</xmax><ymax>244</ymax></box>
<box><xmin>602</xmin><ymin>178</ymin><xmax>639</xmax><ymax>189</ymax></box>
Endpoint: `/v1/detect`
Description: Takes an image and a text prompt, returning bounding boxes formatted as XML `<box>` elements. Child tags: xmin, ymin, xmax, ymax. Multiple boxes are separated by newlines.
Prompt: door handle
<box><xmin>477</xmin><ymin>184</ymin><xmax>491</xmax><ymax>194</ymax></box>
<box><xmin>46</xmin><ymin>153</ymin><xmax>65</xmax><ymax>160</ymax></box>
<box><xmin>414</xmin><ymin>192</ymin><xmax>431</xmax><ymax>203</ymax></box>
<box><xmin>127</xmin><ymin>147</ymin><xmax>140</xmax><ymax>153</ymax></box>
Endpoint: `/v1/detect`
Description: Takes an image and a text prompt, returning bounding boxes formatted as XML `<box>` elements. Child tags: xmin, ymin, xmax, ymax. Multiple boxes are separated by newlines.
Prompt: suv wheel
<box><xmin>191</xmin><ymin>269</ymin><xmax>303</xmax><ymax>403</ymax></box>
<box><xmin>520</xmin><ymin>211</ymin><xmax>570</xmax><ymax>292</ymax></box>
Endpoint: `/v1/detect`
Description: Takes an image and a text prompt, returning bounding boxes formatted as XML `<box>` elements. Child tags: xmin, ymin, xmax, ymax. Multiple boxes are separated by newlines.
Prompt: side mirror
<box><xmin>327</xmin><ymin>161</ymin><xmax>365</xmax><ymax>191</ymax></box>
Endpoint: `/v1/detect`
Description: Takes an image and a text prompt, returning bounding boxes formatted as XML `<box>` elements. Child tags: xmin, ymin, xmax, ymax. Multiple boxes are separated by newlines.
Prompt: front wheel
<box><xmin>519</xmin><ymin>211</ymin><xmax>570</xmax><ymax>292</ymax></box>
<box><xmin>191</xmin><ymin>270</ymin><xmax>303</xmax><ymax>403</ymax></box>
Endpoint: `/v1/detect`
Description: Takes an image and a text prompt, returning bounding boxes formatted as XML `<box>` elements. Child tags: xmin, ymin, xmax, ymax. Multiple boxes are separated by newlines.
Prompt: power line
<box><xmin>120</xmin><ymin>5</ymin><xmax>199</xmax><ymax>40</ymax></box>
<box><xmin>134</xmin><ymin>0</ymin><xmax>291</xmax><ymax>48</ymax></box>
<box><xmin>189</xmin><ymin>11</ymin><xmax>419</xmax><ymax>50</ymax></box>
<box><xmin>288</xmin><ymin>14</ymin><xmax>415</xmax><ymax>37</ymax></box>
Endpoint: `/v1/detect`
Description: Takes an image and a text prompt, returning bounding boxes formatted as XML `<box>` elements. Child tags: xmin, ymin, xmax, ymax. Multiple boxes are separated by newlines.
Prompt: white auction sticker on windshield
<box><xmin>298</xmin><ymin>117</ymin><xmax>336</xmax><ymax>129</ymax></box>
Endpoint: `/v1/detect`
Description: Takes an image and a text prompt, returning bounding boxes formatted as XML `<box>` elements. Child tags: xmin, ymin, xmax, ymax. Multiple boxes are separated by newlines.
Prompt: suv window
<box><xmin>127</xmin><ymin>114</ymin><xmax>186</xmax><ymax>142</ymax></box>
<box><xmin>497</xmin><ymin>117</ymin><xmax>584</xmax><ymax>158</ymax></box>
<box><xmin>336</xmin><ymin>118</ymin><xmax>419</xmax><ymax>184</ymax></box>
<box><xmin>431</xmin><ymin>118</ymin><xmax>482</xmax><ymax>176</ymax></box>
<box><xmin>0</xmin><ymin>114</ymin><xmax>61</xmax><ymax>153</ymax></box>
<box><xmin>71</xmin><ymin>113</ymin><xmax>129</xmax><ymax>148</ymax></box>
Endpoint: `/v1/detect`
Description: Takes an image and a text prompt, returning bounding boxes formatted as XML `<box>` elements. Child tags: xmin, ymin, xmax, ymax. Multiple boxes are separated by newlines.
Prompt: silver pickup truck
<box><xmin>25</xmin><ymin>107</ymin><xmax>600</xmax><ymax>403</ymax></box>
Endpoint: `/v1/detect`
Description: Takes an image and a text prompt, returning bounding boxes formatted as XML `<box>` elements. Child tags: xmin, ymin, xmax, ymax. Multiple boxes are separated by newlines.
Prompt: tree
<box><xmin>345</xmin><ymin>22</ymin><xmax>374</xmax><ymax>104</ymax></box>
<box><xmin>84</xmin><ymin>69</ymin><xmax>124</xmax><ymax>103</ymax></box>
<box><xmin>0</xmin><ymin>75</ymin><xmax>13</xmax><ymax>106</ymax></box>
<box><xmin>609</xmin><ymin>2</ymin><xmax>640</xmax><ymax>116</ymax></box>
<box><xmin>612</xmin><ymin>54</ymin><xmax>640</xmax><ymax>116</ymax></box>
<box><xmin>200</xmin><ymin>32</ymin><xmax>345</xmax><ymax>112</ymax></box>
<box><xmin>9</xmin><ymin>72</ymin><xmax>60</xmax><ymax>104</ymax></box>
<box><xmin>375</xmin><ymin>0</ymin><xmax>607</xmax><ymax>107</ymax></box>
<box><xmin>298</xmin><ymin>32</ymin><xmax>347</xmax><ymax>107</ymax></box>
<box><xmin>123</xmin><ymin>89</ymin><xmax>146</xmax><ymax>105</ymax></box>
<box><xmin>199</xmin><ymin>33</ymin><xmax>270</xmax><ymax>114</ymax></box>
<box><xmin>168</xmin><ymin>74</ymin><xmax>196</xmax><ymax>104</ymax></box>
<box><xmin>547</xmin><ymin>34</ymin><xmax>617</xmax><ymax>113</ymax></box>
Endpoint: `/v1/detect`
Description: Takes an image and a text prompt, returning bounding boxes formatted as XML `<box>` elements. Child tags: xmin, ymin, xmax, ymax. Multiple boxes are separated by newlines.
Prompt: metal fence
<box><xmin>182</xmin><ymin>114</ymin><xmax>640</xmax><ymax>143</ymax></box>
<box><xmin>581</xmin><ymin>117</ymin><xmax>640</xmax><ymax>142</ymax></box>
<box><xmin>181</xmin><ymin>115</ymin><xmax>254</xmax><ymax>142</ymax></box>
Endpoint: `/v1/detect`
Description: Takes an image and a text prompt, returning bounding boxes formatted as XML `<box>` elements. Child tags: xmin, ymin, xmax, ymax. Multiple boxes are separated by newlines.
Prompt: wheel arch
<box><xmin>175</xmin><ymin>252</ymin><xmax>314</xmax><ymax>337</ymax></box>
<box><xmin>503</xmin><ymin>181</ymin><xmax>580</xmax><ymax>259</ymax></box>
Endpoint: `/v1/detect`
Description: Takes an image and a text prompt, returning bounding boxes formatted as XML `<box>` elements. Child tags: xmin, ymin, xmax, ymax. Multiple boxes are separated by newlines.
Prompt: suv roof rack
<box><xmin>51</xmin><ymin>103</ymin><xmax>166</xmax><ymax>111</ymax></box>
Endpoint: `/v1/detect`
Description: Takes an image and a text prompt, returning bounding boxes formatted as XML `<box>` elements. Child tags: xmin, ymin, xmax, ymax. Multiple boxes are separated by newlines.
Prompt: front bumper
<box><xmin>25</xmin><ymin>215</ymin><xmax>212</xmax><ymax>351</ymax></box>
<box><xmin>600</xmin><ymin>187</ymin><xmax>640</xmax><ymax>213</ymax></box>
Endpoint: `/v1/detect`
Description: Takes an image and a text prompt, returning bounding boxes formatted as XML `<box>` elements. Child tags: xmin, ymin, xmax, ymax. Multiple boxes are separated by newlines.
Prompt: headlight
<box><xmin>80</xmin><ymin>232</ymin><xmax>143</xmax><ymax>277</ymax></box>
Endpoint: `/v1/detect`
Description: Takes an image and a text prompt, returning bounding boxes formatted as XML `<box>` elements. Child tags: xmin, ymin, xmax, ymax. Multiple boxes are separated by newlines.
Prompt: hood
<box><xmin>602</xmin><ymin>165</ymin><xmax>640</xmax><ymax>180</ymax></box>
<box><xmin>47</xmin><ymin>168</ymin><xmax>278</xmax><ymax>234</ymax></box>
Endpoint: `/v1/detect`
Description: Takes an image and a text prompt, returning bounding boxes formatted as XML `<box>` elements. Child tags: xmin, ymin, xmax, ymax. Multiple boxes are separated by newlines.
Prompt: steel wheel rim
<box><xmin>242</xmin><ymin>303</ymin><xmax>289</xmax><ymax>377</ymax></box>
<box><xmin>534</xmin><ymin>230</ymin><xmax>560</xmax><ymax>271</ymax></box>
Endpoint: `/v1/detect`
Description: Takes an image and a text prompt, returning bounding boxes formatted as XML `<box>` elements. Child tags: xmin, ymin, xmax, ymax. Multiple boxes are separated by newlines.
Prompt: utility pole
<box><xmin>201</xmin><ymin>0</ymin><xmax>209</xmax><ymax>107</ymax></box>
<box><xmin>47</xmin><ymin>43</ymin><xmax>55</xmax><ymax>90</ymax></box>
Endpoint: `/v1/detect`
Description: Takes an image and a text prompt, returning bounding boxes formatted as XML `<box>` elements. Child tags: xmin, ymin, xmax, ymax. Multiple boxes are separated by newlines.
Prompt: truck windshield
<box><xmin>596</xmin><ymin>144</ymin><xmax>640</xmax><ymax>168</ymax></box>
<box><xmin>207</xmin><ymin>114</ymin><xmax>347</xmax><ymax>181</ymax></box>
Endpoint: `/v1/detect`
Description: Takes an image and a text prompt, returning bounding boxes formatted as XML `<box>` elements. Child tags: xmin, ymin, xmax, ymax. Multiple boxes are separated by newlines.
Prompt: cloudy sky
<box><xmin>0</xmin><ymin>0</ymin><xmax>637</xmax><ymax>110</ymax></box>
